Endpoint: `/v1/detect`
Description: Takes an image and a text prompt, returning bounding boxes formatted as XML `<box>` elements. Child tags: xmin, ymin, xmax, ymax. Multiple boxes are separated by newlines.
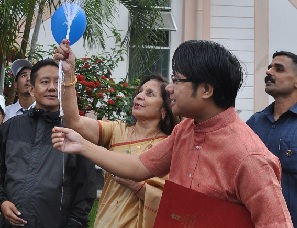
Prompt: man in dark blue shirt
<box><xmin>247</xmin><ymin>51</ymin><xmax>297</xmax><ymax>227</ymax></box>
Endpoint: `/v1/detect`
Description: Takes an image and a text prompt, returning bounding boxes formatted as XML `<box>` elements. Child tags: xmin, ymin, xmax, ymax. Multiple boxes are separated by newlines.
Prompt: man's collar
<box><xmin>28</xmin><ymin>108</ymin><xmax>60</xmax><ymax>123</ymax></box>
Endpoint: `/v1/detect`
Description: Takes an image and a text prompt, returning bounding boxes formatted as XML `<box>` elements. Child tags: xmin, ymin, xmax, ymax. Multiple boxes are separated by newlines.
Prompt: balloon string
<box><xmin>58</xmin><ymin>60</ymin><xmax>64</xmax><ymax>117</ymax></box>
<box><xmin>58</xmin><ymin>60</ymin><xmax>65</xmax><ymax>210</ymax></box>
<box><xmin>60</xmin><ymin>149</ymin><xmax>65</xmax><ymax>210</ymax></box>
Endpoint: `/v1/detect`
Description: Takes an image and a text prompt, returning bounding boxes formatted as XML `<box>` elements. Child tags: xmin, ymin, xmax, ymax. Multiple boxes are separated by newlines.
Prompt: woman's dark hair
<box><xmin>132</xmin><ymin>74</ymin><xmax>180</xmax><ymax>135</ymax></box>
<box><xmin>0</xmin><ymin>107</ymin><xmax>5</xmax><ymax>122</ymax></box>
<box><xmin>30</xmin><ymin>59</ymin><xmax>58</xmax><ymax>86</ymax></box>
<box><xmin>172</xmin><ymin>40</ymin><xmax>243</xmax><ymax>109</ymax></box>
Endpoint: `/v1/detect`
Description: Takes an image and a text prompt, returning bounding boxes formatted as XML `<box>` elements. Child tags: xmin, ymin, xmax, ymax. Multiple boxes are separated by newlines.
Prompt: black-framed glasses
<box><xmin>171</xmin><ymin>75</ymin><xmax>193</xmax><ymax>84</ymax></box>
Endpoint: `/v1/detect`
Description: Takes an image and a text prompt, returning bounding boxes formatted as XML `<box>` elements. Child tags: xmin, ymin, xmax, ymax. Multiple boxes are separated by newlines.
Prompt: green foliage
<box><xmin>88</xmin><ymin>199</ymin><xmax>98</xmax><ymax>228</ymax></box>
<box><xmin>83</xmin><ymin>0</ymin><xmax>119</xmax><ymax>49</ymax></box>
<box><xmin>30</xmin><ymin>44</ymin><xmax>56</xmax><ymax>62</ymax></box>
<box><xmin>0</xmin><ymin>0</ymin><xmax>26</xmax><ymax>63</ymax></box>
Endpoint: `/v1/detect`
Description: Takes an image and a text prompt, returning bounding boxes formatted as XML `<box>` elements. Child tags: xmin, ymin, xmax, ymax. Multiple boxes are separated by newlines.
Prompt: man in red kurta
<box><xmin>140</xmin><ymin>108</ymin><xmax>291</xmax><ymax>226</ymax></box>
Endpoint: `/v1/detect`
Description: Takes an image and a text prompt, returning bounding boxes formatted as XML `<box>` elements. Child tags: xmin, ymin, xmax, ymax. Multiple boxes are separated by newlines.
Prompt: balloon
<box><xmin>51</xmin><ymin>4</ymin><xmax>87</xmax><ymax>45</ymax></box>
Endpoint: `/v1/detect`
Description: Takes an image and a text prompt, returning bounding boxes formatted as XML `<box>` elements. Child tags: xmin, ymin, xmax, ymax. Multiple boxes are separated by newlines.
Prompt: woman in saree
<box><xmin>54</xmin><ymin>39</ymin><xmax>180</xmax><ymax>227</ymax></box>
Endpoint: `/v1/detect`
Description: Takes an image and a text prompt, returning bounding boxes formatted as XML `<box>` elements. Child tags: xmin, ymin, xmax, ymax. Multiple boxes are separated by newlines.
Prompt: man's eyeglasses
<box><xmin>171</xmin><ymin>75</ymin><xmax>193</xmax><ymax>84</ymax></box>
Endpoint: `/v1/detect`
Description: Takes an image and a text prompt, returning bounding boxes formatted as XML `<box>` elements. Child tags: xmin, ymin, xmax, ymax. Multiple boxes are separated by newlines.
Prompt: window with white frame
<box><xmin>128</xmin><ymin>0</ymin><xmax>176</xmax><ymax>80</ymax></box>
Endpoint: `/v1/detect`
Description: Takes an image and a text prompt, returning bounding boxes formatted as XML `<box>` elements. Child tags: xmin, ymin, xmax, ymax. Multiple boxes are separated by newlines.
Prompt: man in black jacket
<box><xmin>0</xmin><ymin>59</ymin><xmax>96</xmax><ymax>227</ymax></box>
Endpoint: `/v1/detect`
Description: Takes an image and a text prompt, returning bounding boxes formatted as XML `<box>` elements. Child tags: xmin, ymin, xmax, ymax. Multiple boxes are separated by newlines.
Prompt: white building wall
<box><xmin>270</xmin><ymin>0</ymin><xmax>297</xmax><ymax>55</ymax></box>
<box><xmin>170</xmin><ymin>1</ymin><xmax>184</xmax><ymax>75</ymax></box>
<box><xmin>210</xmin><ymin>0</ymin><xmax>254</xmax><ymax>121</ymax></box>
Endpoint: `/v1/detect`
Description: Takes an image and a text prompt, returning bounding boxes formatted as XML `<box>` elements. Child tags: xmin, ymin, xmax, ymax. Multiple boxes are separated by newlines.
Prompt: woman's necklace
<box><xmin>125</xmin><ymin>127</ymin><xmax>161</xmax><ymax>154</ymax></box>
<box><xmin>143</xmin><ymin>129</ymin><xmax>161</xmax><ymax>150</ymax></box>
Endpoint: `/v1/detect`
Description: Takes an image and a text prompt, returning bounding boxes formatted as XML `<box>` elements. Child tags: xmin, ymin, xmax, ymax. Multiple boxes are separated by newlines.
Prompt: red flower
<box><xmin>122</xmin><ymin>82</ymin><xmax>129</xmax><ymax>88</ymax></box>
<box><xmin>80</xmin><ymin>81</ymin><xmax>88</xmax><ymax>86</ymax></box>
<box><xmin>87</xmin><ymin>82</ymin><xmax>96</xmax><ymax>88</ymax></box>
<box><xmin>82</xmin><ymin>63</ymin><xmax>90</xmax><ymax>68</ymax></box>
<box><xmin>77</xmin><ymin>74</ymin><xmax>85</xmax><ymax>81</ymax></box>
<box><xmin>96</xmin><ymin>59</ymin><xmax>102</xmax><ymax>63</ymax></box>
<box><xmin>86</xmin><ymin>87</ymin><xmax>92</xmax><ymax>96</ymax></box>
<box><xmin>95</xmin><ymin>81</ymin><xmax>101</xmax><ymax>87</ymax></box>
<box><xmin>107</xmin><ymin>99</ymin><xmax>115</xmax><ymax>105</ymax></box>
<box><xmin>101</xmin><ymin>75</ymin><xmax>107</xmax><ymax>80</ymax></box>
<box><xmin>82</xmin><ymin>57</ymin><xmax>89</xmax><ymax>62</ymax></box>
<box><xmin>108</xmin><ymin>88</ymin><xmax>115</xmax><ymax>93</ymax></box>
<box><xmin>97</xmin><ymin>92</ymin><xmax>104</xmax><ymax>98</ymax></box>
<box><xmin>79</xmin><ymin>110</ymin><xmax>85</xmax><ymax>116</ymax></box>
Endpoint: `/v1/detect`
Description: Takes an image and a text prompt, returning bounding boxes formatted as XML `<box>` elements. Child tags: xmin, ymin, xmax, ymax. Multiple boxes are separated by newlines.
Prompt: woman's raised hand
<box><xmin>53</xmin><ymin>39</ymin><xmax>76</xmax><ymax>76</ymax></box>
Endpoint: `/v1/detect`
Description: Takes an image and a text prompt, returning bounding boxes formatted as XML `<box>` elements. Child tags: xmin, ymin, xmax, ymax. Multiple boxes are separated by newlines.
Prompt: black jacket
<box><xmin>0</xmin><ymin>109</ymin><xmax>96</xmax><ymax>228</ymax></box>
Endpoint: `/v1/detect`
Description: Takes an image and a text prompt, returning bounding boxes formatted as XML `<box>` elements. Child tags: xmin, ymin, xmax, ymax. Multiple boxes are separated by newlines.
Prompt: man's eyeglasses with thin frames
<box><xmin>171</xmin><ymin>75</ymin><xmax>193</xmax><ymax>84</ymax></box>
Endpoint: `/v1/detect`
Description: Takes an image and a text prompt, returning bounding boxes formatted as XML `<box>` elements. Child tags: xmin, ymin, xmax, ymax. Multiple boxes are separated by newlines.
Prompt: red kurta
<box><xmin>140</xmin><ymin>107</ymin><xmax>293</xmax><ymax>227</ymax></box>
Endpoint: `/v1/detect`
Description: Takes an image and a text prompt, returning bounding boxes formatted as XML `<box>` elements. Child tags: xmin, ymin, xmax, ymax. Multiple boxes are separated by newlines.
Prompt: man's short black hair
<box><xmin>273</xmin><ymin>51</ymin><xmax>297</xmax><ymax>69</ymax></box>
<box><xmin>172</xmin><ymin>40</ymin><xmax>244</xmax><ymax>109</ymax></box>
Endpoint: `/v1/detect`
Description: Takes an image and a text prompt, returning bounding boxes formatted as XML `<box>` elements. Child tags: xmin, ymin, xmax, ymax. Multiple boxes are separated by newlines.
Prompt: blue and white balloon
<box><xmin>51</xmin><ymin>4</ymin><xmax>87</xmax><ymax>45</ymax></box>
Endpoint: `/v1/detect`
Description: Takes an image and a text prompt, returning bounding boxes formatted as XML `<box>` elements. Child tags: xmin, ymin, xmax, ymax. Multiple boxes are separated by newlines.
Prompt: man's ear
<box><xmin>202</xmin><ymin>83</ymin><xmax>214</xmax><ymax>98</ymax></box>
<box><xmin>29</xmin><ymin>85</ymin><xmax>35</xmax><ymax>97</ymax></box>
<box><xmin>13</xmin><ymin>81</ymin><xmax>18</xmax><ymax>90</ymax></box>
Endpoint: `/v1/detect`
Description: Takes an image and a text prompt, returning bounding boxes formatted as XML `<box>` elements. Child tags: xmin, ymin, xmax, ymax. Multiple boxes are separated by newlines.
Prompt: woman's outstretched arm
<box><xmin>52</xmin><ymin>126</ymin><xmax>153</xmax><ymax>181</ymax></box>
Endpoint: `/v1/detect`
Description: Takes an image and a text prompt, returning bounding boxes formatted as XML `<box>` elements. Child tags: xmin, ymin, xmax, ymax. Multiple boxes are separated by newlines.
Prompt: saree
<box><xmin>93</xmin><ymin>121</ymin><xmax>167</xmax><ymax>228</ymax></box>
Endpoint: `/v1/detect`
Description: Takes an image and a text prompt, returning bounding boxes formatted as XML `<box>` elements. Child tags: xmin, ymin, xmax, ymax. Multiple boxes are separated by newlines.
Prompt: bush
<box><xmin>74</xmin><ymin>50</ymin><xmax>139</xmax><ymax>121</ymax></box>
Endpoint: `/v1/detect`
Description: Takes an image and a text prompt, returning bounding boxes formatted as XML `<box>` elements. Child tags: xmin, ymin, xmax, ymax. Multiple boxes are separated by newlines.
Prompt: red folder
<box><xmin>154</xmin><ymin>181</ymin><xmax>254</xmax><ymax>228</ymax></box>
